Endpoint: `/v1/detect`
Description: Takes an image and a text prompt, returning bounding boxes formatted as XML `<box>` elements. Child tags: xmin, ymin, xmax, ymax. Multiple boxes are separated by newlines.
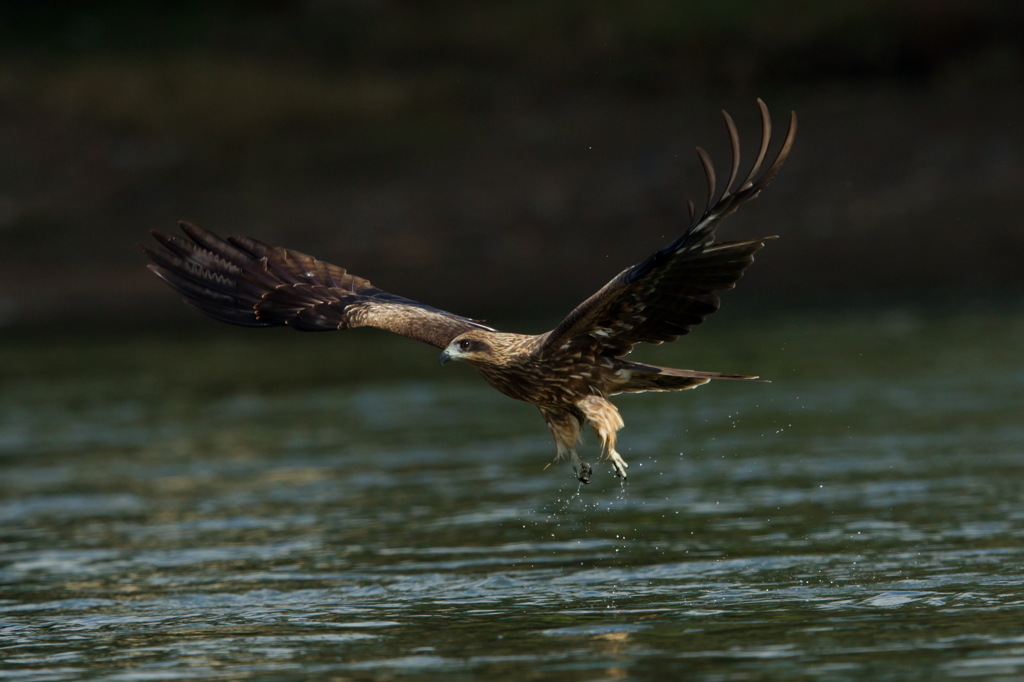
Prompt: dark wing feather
<box><xmin>141</xmin><ymin>222</ymin><xmax>496</xmax><ymax>348</ymax></box>
<box><xmin>538</xmin><ymin>100</ymin><xmax>796</xmax><ymax>359</ymax></box>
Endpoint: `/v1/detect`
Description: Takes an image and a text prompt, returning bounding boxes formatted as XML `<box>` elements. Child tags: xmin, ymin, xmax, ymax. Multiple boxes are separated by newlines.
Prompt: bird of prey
<box><xmin>142</xmin><ymin>100</ymin><xmax>796</xmax><ymax>484</ymax></box>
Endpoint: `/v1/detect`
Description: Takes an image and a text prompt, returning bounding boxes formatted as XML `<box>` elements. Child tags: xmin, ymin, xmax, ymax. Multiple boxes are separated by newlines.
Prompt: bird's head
<box><xmin>439</xmin><ymin>331</ymin><xmax>499</xmax><ymax>367</ymax></box>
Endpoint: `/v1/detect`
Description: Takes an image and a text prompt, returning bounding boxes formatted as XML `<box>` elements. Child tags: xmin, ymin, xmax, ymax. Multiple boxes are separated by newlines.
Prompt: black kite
<box><xmin>142</xmin><ymin>100</ymin><xmax>796</xmax><ymax>483</ymax></box>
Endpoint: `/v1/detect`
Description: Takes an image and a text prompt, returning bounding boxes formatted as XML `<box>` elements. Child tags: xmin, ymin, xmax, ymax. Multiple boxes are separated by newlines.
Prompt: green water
<box><xmin>1</xmin><ymin>310</ymin><xmax>1023</xmax><ymax>680</ymax></box>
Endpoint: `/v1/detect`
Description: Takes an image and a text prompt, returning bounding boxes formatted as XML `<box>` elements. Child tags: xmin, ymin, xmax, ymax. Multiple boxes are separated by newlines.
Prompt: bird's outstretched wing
<box><xmin>141</xmin><ymin>223</ymin><xmax>496</xmax><ymax>349</ymax></box>
<box><xmin>537</xmin><ymin>100</ymin><xmax>796</xmax><ymax>360</ymax></box>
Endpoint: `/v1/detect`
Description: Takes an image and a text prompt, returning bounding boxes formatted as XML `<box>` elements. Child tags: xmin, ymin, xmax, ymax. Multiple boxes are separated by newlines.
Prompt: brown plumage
<box><xmin>142</xmin><ymin>100</ymin><xmax>796</xmax><ymax>483</ymax></box>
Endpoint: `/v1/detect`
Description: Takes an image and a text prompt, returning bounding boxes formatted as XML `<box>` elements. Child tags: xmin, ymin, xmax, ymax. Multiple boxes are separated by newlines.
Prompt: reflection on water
<box><xmin>1</xmin><ymin>311</ymin><xmax>1023</xmax><ymax>680</ymax></box>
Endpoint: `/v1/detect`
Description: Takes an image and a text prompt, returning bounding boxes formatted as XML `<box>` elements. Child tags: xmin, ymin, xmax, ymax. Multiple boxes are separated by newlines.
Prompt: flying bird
<box><xmin>142</xmin><ymin>100</ymin><xmax>796</xmax><ymax>483</ymax></box>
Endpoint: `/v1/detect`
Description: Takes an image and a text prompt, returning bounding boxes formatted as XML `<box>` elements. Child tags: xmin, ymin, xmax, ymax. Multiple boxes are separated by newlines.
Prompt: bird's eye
<box><xmin>458</xmin><ymin>339</ymin><xmax>473</xmax><ymax>351</ymax></box>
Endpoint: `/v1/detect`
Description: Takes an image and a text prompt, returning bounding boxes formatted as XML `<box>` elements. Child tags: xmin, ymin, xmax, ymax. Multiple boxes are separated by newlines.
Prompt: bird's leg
<box><xmin>570</xmin><ymin>450</ymin><xmax>592</xmax><ymax>484</ymax></box>
<box><xmin>539</xmin><ymin>407</ymin><xmax>589</xmax><ymax>483</ymax></box>
<box><xmin>606</xmin><ymin>449</ymin><xmax>629</xmax><ymax>480</ymax></box>
<box><xmin>577</xmin><ymin>395</ymin><xmax>629</xmax><ymax>480</ymax></box>
<box><xmin>544</xmin><ymin>447</ymin><xmax>591</xmax><ymax>484</ymax></box>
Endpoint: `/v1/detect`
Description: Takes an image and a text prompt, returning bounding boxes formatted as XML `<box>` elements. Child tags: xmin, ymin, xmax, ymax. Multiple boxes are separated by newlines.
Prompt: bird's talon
<box><xmin>607</xmin><ymin>451</ymin><xmax>629</xmax><ymax>480</ymax></box>
<box><xmin>577</xmin><ymin>462</ymin><xmax>592</xmax><ymax>484</ymax></box>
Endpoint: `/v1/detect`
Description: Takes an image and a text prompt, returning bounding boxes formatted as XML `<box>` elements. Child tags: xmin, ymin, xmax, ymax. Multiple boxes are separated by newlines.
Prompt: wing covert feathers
<box><xmin>539</xmin><ymin>100</ymin><xmax>795</xmax><ymax>359</ymax></box>
<box><xmin>142</xmin><ymin>222</ymin><xmax>495</xmax><ymax>348</ymax></box>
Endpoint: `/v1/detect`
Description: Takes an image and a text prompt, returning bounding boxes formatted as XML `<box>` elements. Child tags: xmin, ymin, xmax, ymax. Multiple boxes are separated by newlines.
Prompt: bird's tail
<box><xmin>611</xmin><ymin>360</ymin><xmax>766</xmax><ymax>394</ymax></box>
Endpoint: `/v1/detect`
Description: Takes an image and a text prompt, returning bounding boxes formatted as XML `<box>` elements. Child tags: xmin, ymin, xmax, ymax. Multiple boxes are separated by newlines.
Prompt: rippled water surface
<box><xmin>2</xmin><ymin>311</ymin><xmax>1023</xmax><ymax>680</ymax></box>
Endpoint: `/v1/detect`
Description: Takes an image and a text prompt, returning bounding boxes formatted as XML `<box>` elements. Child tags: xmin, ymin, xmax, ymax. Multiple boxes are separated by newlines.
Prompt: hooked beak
<box><xmin>438</xmin><ymin>350</ymin><xmax>451</xmax><ymax>367</ymax></box>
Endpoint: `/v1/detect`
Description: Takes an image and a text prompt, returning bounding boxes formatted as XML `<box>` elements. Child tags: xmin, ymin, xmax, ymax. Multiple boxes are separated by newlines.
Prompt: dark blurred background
<box><xmin>1</xmin><ymin>0</ymin><xmax>1022</xmax><ymax>329</ymax></box>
